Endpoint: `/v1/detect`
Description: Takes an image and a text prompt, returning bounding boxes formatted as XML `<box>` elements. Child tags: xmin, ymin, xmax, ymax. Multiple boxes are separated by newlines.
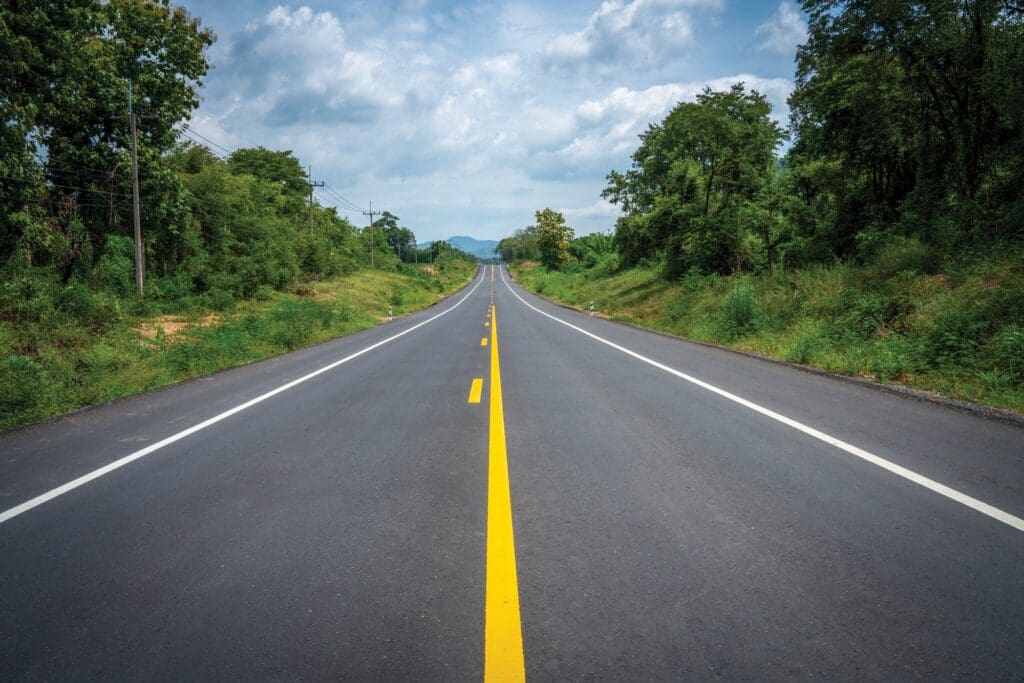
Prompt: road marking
<box><xmin>499</xmin><ymin>268</ymin><xmax>1024</xmax><ymax>533</ymax></box>
<box><xmin>484</xmin><ymin>304</ymin><xmax>526</xmax><ymax>682</ymax></box>
<box><xmin>0</xmin><ymin>270</ymin><xmax>489</xmax><ymax>526</ymax></box>
<box><xmin>485</xmin><ymin>322</ymin><xmax>490</xmax><ymax>327</ymax></box>
<box><xmin>468</xmin><ymin>378</ymin><xmax>483</xmax><ymax>404</ymax></box>
<box><xmin>481</xmin><ymin>337</ymin><xmax>488</xmax><ymax>346</ymax></box>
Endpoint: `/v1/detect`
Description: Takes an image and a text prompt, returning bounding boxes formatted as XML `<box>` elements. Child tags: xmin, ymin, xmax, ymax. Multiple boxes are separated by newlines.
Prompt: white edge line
<box><xmin>0</xmin><ymin>268</ymin><xmax>488</xmax><ymax>525</ymax></box>
<box><xmin>499</xmin><ymin>267</ymin><xmax>1024</xmax><ymax>533</ymax></box>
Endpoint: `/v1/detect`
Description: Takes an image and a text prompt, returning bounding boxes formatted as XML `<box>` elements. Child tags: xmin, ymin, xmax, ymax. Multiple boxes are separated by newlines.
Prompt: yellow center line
<box><xmin>484</xmin><ymin>305</ymin><xmax>525</xmax><ymax>682</ymax></box>
<box><xmin>481</xmin><ymin>337</ymin><xmax>488</xmax><ymax>346</ymax></box>
<box><xmin>468</xmin><ymin>378</ymin><xmax>483</xmax><ymax>404</ymax></box>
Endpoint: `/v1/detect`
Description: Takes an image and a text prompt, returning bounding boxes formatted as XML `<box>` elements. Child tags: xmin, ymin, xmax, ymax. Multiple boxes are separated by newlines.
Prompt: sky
<box><xmin>181</xmin><ymin>0</ymin><xmax>807</xmax><ymax>243</ymax></box>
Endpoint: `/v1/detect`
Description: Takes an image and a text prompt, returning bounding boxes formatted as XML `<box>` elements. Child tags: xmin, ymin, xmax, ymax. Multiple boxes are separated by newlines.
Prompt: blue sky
<box><xmin>181</xmin><ymin>0</ymin><xmax>807</xmax><ymax>242</ymax></box>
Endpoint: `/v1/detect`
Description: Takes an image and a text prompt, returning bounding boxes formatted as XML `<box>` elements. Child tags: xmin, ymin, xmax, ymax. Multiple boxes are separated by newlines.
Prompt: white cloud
<box><xmin>559</xmin><ymin>199</ymin><xmax>620</xmax><ymax>222</ymax></box>
<box><xmin>755</xmin><ymin>2</ymin><xmax>807</xmax><ymax>55</ymax></box>
<box><xmin>188</xmin><ymin>3</ymin><xmax>795</xmax><ymax>241</ymax></box>
<box><xmin>543</xmin><ymin>0</ymin><xmax>722</xmax><ymax>70</ymax></box>
<box><xmin>552</xmin><ymin>75</ymin><xmax>793</xmax><ymax>173</ymax></box>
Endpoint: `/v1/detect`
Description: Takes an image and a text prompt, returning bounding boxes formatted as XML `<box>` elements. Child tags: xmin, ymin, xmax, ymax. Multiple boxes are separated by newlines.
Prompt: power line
<box><xmin>178</xmin><ymin>130</ymin><xmax>228</xmax><ymax>160</ymax></box>
<box><xmin>321</xmin><ymin>184</ymin><xmax>363</xmax><ymax>211</ymax></box>
<box><xmin>321</xmin><ymin>183</ymin><xmax>366</xmax><ymax>212</ymax></box>
<box><xmin>321</xmin><ymin>185</ymin><xmax>370</xmax><ymax>211</ymax></box>
<box><xmin>179</xmin><ymin>125</ymin><xmax>233</xmax><ymax>156</ymax></box>
<box><xmin>32</xmin><ymin>156</ymin><xmax>127</xmax><ymax>182</ymax></box>
<box><xmin>0</xmin><ymin>173</ymin><xmax>136</xmax><ymax>199</ymax></box>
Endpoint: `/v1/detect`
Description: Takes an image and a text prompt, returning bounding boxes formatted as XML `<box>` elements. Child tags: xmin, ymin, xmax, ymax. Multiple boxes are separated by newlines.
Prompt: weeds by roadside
<box><xmin>511</xmin><ymin>241</ymin><xmax>1024</xmax><ymax>413</ymax></box>
<box><xmin>0</xmin><ymin>262</ymin><xmax>475</xmax><ymax>431</ymax></box>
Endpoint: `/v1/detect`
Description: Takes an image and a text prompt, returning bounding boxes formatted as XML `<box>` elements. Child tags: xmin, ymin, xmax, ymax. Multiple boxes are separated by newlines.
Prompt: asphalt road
<box><xmin>2</xmin><ymin>265</ymin><xmax>1022</xmax><ymax>680</ymax></box>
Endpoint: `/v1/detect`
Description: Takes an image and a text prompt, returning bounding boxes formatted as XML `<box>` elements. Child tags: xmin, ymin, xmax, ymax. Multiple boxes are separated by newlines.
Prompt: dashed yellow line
<box><xmin>481</xmin><ymin>337</ymin><xmax>488</xmax><ymax>346</ymax></box>
<box><xmin>468</xmin><ymin>378</ymin><xmax>483</xmax><ymax>404</ymax></box>
<box><xmin>484</xmin><ymin>304</ymin><xmax>525</xmax><ymax>682</ymax></box>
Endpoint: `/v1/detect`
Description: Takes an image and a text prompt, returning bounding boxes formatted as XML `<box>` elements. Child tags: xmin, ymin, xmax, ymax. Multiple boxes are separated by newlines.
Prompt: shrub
<box><xmin>717</xmin><ymin>280</ymin><xmax>760</xmax><ymax>339</ymax></box>
<box><xmin>266</xmin><ymin>300</ymin><xmax>336</xmax><ymax>350</ymax></box>
<box><xmin>56</xmin><ymin>284</ymin><xmax>123</xmax><ymax>331</ymax></box>
<box><xmin>0</xmin><ymin>274</ymin><xmax>57</xmax><ymax>324</ymax></box>
<box><xmin>870</xmin><ymin>237</ymin><xmax>940</xmax><ymax>277</ymax></box>
<box><xmin>0</xmin><ymin>355</ymin><xmax>57</xmax><ymax>425</ymax></box>
<box><xmin>201</xmin><ymin>288</ymin><xmax>236</xmax><ymax>312</ymax></box>
<box><xmin>783</xmin><ymin>322</ymin><xmax>822</xmax><ymax>364</ymax></box>
<box><xmin>991</xmin><ymin>324</ymin><xmax>1024</xmax><ymax>383</ymax></box>
<box><xmin>94</xmin><ymin>235</ymin><xmax>136</xmax><ymax>296</ymax></box>
<box><xmin>917</xmin><ymin>308</ymin><xmax>987</xmax><ymax>369</ymax></box>
<box><xmin>843</xmin><ymin>293</ymin><xmax>898</xmax><ymax>338</ymax></box>
<box><xmin>388</xmin><ymin>284</ymin><xmax>408</xmax><ymax>307</ymax></box>
<box><xmin>82</xmin><ymin>343</ymin><xmax>122</xmax><ymax>372</ymax></box>
<box><xmin>869</xmin><ymin>344</ymin><xmax>910</xmax><ymax>381</ymax></box>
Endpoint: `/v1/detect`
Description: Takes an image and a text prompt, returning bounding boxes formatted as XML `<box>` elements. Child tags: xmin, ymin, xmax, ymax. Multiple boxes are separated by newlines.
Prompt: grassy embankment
<box><xmin>511</xmin><ymin>242</ymin><xmax>1024</xmax><ymax>413</ymax></box>
<box><xmin>0</xmin><ymin>261</ymin><xmax>476</xmax><ymax>431</ymax></box>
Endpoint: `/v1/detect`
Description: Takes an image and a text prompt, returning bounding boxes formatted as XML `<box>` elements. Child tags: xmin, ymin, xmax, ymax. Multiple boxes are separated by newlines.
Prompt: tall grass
<box><xmin>511</xmin><ymin>242</ymin><xmax>1024</xmax><ymax>413</ymax></box>
<box><xmin>0</xmin><ymin>262</ymin><xmax>476</xmax><ymax>431</ymax></box>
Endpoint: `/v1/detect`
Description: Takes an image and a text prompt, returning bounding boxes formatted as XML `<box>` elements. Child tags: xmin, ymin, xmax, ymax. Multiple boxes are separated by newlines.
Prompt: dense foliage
<box><xmin>570</xmin><ymin>1</ymin><xmax>1024</xmax><ymax>277</ymax></box>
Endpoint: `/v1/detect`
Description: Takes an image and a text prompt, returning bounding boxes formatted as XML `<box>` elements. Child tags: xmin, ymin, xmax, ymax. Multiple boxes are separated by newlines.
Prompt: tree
<box><xmin>603</xmin><ymin>84</ymin><xmax>783</xmax><ymax>276</ymax></box>
<box><xmin>0</xmin><ymin>0</ymin><xmax>214</xmax><ymax>270</ymax></box>
<box><xmin>496</xmin><ymin>226</ymin><xmax>539</xmax><ymax>262</ymax></box>
<box><xmin>372</xmin><ymin>211</ymin><xmax>417</xmax><ymax>260</ymax></box>
<box><xmin>535</xmin><ymin>208</ymin><xmax>574</xmax><ymax>270</ymax></box>
<box><xmin>228</xmin><ymin>148</ymin><xmax>308</xmax><ymax>198</ymax></box>
<box><xmin>792</xmin><ymin>0</ymin><xmax>1024</xmax><ymax>243</ymax></box>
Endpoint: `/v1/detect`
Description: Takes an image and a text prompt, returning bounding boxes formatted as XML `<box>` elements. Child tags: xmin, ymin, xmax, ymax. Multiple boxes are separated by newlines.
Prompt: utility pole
<box><xmin>128</xmin><ymin>79</ymin><xmax>144</xmax><ymax>295</ymax></box>
<box><xmin>118</xmin><ymin>79</ymin><xmax>157</xmax><ymax>295</ymax></box>
<box><xmin>362</xmin><ymin>201</ymin><xmax>379</xmax><ymax>267</ymax></box>
<box><xmin>307</xmin><ymin>166</ymin><xmax>324</xmax><ymax>235</ymax></box>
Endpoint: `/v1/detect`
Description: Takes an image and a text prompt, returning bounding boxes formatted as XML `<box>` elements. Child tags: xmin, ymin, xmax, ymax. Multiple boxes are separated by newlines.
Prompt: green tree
<box><xmin>0</xmin><ymin>0</ymin><xmax>214</xmax><ymax>272</ymax></box>
<box><xmin>373</xmin><ymin>211</ymin><xmax>417</xmax><ymax>261</ymax></box>
<box><xmin>496</xmin><ymin>226</ymin><xmax>539</xmax><ymax>262</ymax></box>
<box><xmin>228</xmin><ymin>147</ymin><xmax>308</xmax><ymax>198</ymax></box>
<box><xmin>792</xmin><ymin>0</ymin><xmax>1024</xmax><ymax>245</ymax></box>
<box><xmin>603</xmin><ymin>84</ymin><xmax>783</xmax><ymax>276</ymax></box>
<box><xmin>535</xmin><ymin>208</ymin><xmax>574</xmax><ymax>270</ymax></box>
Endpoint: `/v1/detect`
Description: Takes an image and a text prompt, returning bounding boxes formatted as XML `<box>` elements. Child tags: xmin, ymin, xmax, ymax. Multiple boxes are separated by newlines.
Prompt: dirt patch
<box><xmin>978</xmin><ymin>275</ymin><xmax>1002</xmax><ymax>289</ymax></box>
<box><xmin>138</xmin><ymin>314</ymin><xmax>220</xmax><ymax>344</ymax></box>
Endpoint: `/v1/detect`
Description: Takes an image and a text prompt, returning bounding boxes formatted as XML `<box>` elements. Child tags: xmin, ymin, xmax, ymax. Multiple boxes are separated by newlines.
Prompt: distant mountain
<box><xmin>417</xmin><ymin>235</ymin><xmax>499</xmax><ymax>260</ymax></box>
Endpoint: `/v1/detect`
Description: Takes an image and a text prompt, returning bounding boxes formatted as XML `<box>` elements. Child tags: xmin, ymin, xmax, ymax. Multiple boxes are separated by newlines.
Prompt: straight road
<box><xmin>1</xmin><ymin>265</ymin><xmax>1022</xmax><ymax>680</ymax></box>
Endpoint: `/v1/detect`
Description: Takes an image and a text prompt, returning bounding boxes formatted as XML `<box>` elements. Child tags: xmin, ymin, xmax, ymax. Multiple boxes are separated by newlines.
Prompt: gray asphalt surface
<box><xmin>1</xmin><ymin>264</ymin><xmax>1022</xmax><ymax>680</ymax></box>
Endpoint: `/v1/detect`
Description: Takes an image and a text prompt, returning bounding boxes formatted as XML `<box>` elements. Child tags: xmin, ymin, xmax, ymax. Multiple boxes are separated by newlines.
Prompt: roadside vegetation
<box><xmin>500</xmin><ymin>3</ymin><xmax>1024</xmax><ymax>413</ymax></box>
<box><xmin>511</xmin><ymin>246</ymin><xmax>1024</xmax><ymax>412</ymax></box>
<box><xmin>0</xmin><ymin>260</ymin><xmax>474</xmax><ymax>432</ymax></box>
<box><xmin>0</xmin><ymin>2</ymin><xmax>476</xmax><ymax>431</ymax></box>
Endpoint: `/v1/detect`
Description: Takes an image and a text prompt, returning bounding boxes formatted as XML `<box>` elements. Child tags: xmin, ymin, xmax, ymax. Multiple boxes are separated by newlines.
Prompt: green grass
<box><xmin>0</xmin><ymin>262</ymin><xmax>476</xmax><ymax>432</ymax></box>
<box><xmin>511</xmin><ymin>243</ymin><xmax>1024</xmax><ymax>414</ymax></box>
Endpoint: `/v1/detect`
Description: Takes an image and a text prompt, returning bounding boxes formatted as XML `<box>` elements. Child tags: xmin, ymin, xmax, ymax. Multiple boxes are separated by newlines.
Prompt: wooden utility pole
<box><xmin>128</xmin><ymin>79</ymin><xmax>144</xmax><ymax>295</ymax></box>
<box><xmin>307</xmin><ymin>167</ymin><xmax>324</xmax><ymax>235</ymax></box>
<box><xmin>362</xmin><ymin>202</ymin><xmax>379</xmax><ymax>267</ymax></box>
